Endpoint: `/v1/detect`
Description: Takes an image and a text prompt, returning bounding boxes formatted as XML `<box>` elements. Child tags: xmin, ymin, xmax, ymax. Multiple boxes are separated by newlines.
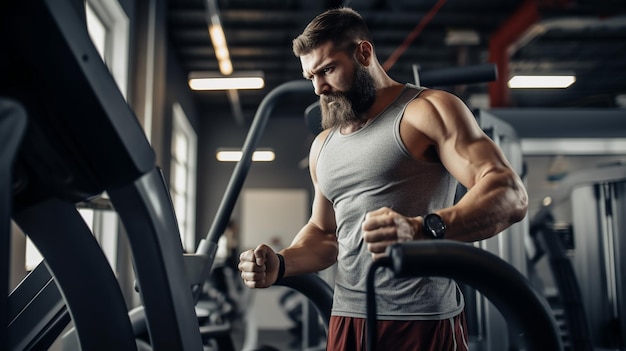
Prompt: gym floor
<box><xmin>256</xmin><ymin>329</ymin><xmax>301</xmax><ymax>350</ymax></box>
<box><xmin>226</xmin><ymin>317</ymin><xmax>305</xmax><ymax>351</ymax></box>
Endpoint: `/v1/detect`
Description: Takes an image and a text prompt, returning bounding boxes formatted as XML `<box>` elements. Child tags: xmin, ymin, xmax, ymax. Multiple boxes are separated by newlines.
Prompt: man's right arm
<box><xmin>280</xmin><ymin>128</ymin><xmax>338</xmax><ymax>280</ymax></box>
<box><xmin>238</xmin><ymin>130</ymin><xmax>338</xmax><ymax>289</ymax></box>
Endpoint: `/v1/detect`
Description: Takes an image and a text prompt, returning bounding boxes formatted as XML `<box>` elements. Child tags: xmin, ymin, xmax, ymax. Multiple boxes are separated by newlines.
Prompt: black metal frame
<box><xmin>366</xmin><ymin>241</ymin><xmax>564</xmax><ymax>351</ymax></box>
<box><xmin>1</xmin><ymin>98</ymin><xmax>28</xmax><ymax>351</ymax></box>
<box><xmin>2</xmin><ymin>1</ymin><xmax>203</xmax><ymax>350</ymax></box>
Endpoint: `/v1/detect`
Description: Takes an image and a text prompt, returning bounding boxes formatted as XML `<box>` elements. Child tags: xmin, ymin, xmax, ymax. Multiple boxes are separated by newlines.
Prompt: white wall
<box><xmin>241</xmin><ymin>188</ymin><xmax>309</xmax><ymax>329</ymax></box>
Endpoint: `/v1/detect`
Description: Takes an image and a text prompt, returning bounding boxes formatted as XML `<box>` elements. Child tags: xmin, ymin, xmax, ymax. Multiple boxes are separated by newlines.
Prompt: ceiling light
<box><xmin>206</xmin><ymin>0</ymin><xmax>232</xmax><ymax>75</ymax></box>
<box><xmin>508</xmin><ymin>75</ymin><xmax>576</xmax><ymax>88</ymax></box>
<box><xmin>208</xmin><ymin>24</ymin><xmax>232</xmax><ymax>75</ymax></box>
<box><xmin>188</xmin><ymin>71</ymin><xmax>264</xmax><ymax>90</ymax></box>
<box><xmin>445</xmin><ymin>29</ymin><xmax>480</xmax><ymax>46</ymax></box>
<box><xmin>216</xmin><ymin>149</ymin><xmax>275</xmax><ymax>162</ymax></box>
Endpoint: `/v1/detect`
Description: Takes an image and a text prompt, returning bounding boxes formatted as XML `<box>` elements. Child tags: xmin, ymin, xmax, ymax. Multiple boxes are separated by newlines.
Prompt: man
<box><xmin>238</xmin><ymin>7</ymin><xmax>528</xmax><ymax>351</ymax></box>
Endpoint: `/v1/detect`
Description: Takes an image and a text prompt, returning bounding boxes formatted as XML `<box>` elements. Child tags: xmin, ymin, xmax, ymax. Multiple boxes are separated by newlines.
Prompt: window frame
<box><xmin>170</xmin><ymin>102</ymin><xmax>198</xmax><ymax>252</ymax></box>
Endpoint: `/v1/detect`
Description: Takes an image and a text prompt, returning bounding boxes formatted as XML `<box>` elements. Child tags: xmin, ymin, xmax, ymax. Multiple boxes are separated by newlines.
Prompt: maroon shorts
<box><xmin>326</xmin><ymin>311</ymin><xmax>469</xmax><ymax>351</ymax></box>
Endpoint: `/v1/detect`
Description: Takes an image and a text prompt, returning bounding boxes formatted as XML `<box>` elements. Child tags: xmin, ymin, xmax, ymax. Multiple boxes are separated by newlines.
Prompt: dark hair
<box><xmin>292</xmin><ymin>7</ymin><xmax>372</xmax><ymax>57</ymax></box>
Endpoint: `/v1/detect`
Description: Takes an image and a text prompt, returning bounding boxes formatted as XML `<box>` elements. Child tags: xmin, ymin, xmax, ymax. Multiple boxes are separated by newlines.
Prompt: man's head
<box><xmin>318</xmin><ymin>62</ymin><xmax>376</xmax><ymax>130</ymax></box>
<box><xmin>292</xmin><ymin>7</ymin><xmax>372</xmax><ymax>58</ymax></box>
<box><xmin>294</xmin><ymin>8</ymin><xmax>377</xmax><ymax>130</ymax></box>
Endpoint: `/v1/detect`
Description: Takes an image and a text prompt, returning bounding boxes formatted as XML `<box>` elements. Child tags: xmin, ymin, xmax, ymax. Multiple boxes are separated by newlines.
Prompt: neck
<box><xmin>340</xmin><ymin>81</ymin><xmax>405</xmax><ymax>134</ymax></box>
<box><xmin>340</xmin><ymin>119</ymin><xmax>369</xmax><ymax>134</ymax></box>
<box><xmin>364</xmin><ymin>82</ymin><xmax>404</xmax><ymax>120</ymax></box>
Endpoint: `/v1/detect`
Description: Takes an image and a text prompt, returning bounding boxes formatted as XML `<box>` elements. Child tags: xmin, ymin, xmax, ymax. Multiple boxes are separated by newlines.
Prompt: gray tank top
<box><xmin>316</xmin><ymin>84</ymin><xmax>464</xmax><ymax>320</ymax></box>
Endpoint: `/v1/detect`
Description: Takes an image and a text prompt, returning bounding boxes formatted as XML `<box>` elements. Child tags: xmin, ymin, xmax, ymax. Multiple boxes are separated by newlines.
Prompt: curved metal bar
<box><xmin>533</xmin><ymin>226</ymin><xmax>593</xmax><ymax>351</ymax></box>
<box><xmin>13</xmin><ymin>200</ymin><xmax>138</xmax><ymax>351</ymax></box>
<box><xmin>366</xmin><ymin>241</ymin><xmax>563</xmax><ymax>351</ymax></box>
<box><xmin>197</xmin><ymin>81</ymin><xmax>315</xmax><ymax>271</ymax></box>
<box><xmin>365</xmin><ymin>257</ymin><xmax>390</xmax><ymax>351</ymax></box>
<box><xmin>275</xmin><ymin>273</ymin><xmax>334</xmax><ymax>332</ymax></box>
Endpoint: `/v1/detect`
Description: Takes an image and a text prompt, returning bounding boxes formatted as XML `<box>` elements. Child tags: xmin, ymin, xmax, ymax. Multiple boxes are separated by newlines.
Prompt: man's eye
<box><xmin>323</xmin><ymin>67</ymin><xmax>333</xmax><ymax>74</ymax></box>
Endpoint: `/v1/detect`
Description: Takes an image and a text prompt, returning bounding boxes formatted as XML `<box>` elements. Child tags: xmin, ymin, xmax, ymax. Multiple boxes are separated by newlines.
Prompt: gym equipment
<box><xmin>529</xmin><ymin>221</ymin><xmax>593</xmax><ymax>351</ymax></box>
<box><xmin>366</xmin><ymin>241</ymin><xmax>563</xmax><ymax>351</ymax></box>
<box><xmin>1</xmin><ymin>99</ymin><xmax>28</xmax><ymax>350</ymax></box>
<box><xmin>529</xmin><ymin>163</ymin><xmax>626</xmax><ymax>350</ymax></box>
<box><xmin>468</xmin><ymin>109</ymin><xmax>529</xmax><ymax>350</ymax></box>
<box><xmin>189</xmin><ymin>80</ymin><xmax>329</xmax><ymax>350</ymax></box>
<box><xmin>412</xmin><ymin>63</ymin><xmax>497</xmax><ymax>87</ymax></box>
<box><xmin>1</xmin><ymin>3</ymin><xmax>331</xmax><ymax>348</ymax></box>
<box><xmin>2</xmin><ymin>1</ymin><xmax>203</xmax><ymax>349</ymax></box>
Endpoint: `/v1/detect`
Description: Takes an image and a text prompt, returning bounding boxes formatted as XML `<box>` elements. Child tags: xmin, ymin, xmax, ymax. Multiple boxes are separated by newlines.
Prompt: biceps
<box><xmin>309</xmin><ymin>186</ymin><xmax>336</xmax><ymax>234</ymax></box>
<box><xmin>440</xmin><ymin>135</ymin><xmax>512</xmax><ymax>189</ymax></box>
<box><xmin>289</xmin><ymin>189</ymin><xmax>337</xmax><ymax>252</ymax></box>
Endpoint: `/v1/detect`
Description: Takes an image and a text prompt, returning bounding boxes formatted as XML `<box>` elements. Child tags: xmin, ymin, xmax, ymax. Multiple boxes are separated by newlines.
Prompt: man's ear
<box><xmin>356</xmin><ymin>41</ymin><xmax>373</xmax><ymax>66</ymax></box>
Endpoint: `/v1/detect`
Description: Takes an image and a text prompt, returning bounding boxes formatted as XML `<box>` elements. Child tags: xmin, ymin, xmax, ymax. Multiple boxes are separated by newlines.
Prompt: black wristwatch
<box><xmin>423</xmin><ymin>213</ymin><xmax>446</xmax><ymax>239</ymax></box>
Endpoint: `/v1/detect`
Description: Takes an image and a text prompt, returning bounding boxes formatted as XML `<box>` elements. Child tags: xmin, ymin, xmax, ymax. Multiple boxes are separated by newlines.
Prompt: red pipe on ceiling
<box><xmin>488</xmin><ymin>0</ymin><xmax>540</xmax><ymax>107</ymax></box>
<box><xmin>382</xmin><ymin>0</ymin><xmax>447</xmax><ymax>72</ymax></box>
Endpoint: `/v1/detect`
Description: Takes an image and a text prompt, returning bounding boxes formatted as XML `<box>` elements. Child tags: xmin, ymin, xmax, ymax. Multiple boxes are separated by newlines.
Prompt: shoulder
<box><xmin>403</xmin><ymin>88</ymin><xmax>481</xmax><ymax>143</ymax></box>
<box><xmin>406</xmin><ymin>89</ymin><xmax>472</xmax><ymax>121</ymax></box>
<box><xmin>310</xmin><ymin>128</ymin><xmax>332</xmax><ymax>157</ymax></box>
<box><xmin>309</xmin><ymin>129</ymin><xmax>332</xmax><ymax>182</ymax></box>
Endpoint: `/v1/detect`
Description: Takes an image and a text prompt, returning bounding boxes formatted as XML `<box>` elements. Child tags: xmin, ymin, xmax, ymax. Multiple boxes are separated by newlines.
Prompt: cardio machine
<box><xmin>1</xmin><ymin>2</ymin><xmax>330</xmax><ymax>350</ymax></box>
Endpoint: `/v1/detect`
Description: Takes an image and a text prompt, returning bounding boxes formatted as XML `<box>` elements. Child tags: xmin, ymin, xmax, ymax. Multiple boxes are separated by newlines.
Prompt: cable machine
<box><xmin>530</xmin><ymin>163</ymin><xmax>626</xmax><ymax>350</ymax></box>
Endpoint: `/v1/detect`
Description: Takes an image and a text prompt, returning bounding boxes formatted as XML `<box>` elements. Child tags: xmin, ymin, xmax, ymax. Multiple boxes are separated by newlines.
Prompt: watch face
<box><xmin>425</xmin><ymin>214</ymin><xmax>446</xmax><ymax>239</ymax></box>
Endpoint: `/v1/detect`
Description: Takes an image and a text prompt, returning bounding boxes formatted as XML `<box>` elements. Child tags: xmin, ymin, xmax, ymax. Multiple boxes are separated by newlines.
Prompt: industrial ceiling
<box><xmin>167</xmin><ymin>0</ymin><xmax>626</xmax><ymax>120</ymax></box>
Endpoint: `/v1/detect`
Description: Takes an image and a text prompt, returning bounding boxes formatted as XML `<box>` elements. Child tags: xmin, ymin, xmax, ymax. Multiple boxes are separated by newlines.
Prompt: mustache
<box><xmin>319</xmin><ymin>91</ymin><xmax>356</xmax><ymax>130</ymax></box>
<box><xmin>321</xmin><ymin>92</ymin><xmax>346</xmax><ymax>104</ymax></box>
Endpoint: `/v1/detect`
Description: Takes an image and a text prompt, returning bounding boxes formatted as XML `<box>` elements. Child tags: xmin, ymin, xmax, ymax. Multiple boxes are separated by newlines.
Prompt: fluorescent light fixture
<box><xmin>216</xmin><ymin>149</ymin><xmax>275</xmax><ymax>162</ymax></box>
<box><xmin>445</xmin><ymin>29</ymin><xmax>480</xmax><ymax>46</ymax></box>
<box><xmin>189</xmin><ymin>77</ymin><xmax>264</xmax><ymax>90</ymax></box>
<box><xmin>188</xmin><ymin>71</ymin><xmax>264</xmax><ymax>91</ymax></box>
<box><xmin>521</xmin><ymin>138</ymin><xmax>626</xmax><ymax>155</ymax></box>
<box><xmin>508</xmin><ymin>75</ymin><xmax>576</xmax><ymax>88</ymax></box>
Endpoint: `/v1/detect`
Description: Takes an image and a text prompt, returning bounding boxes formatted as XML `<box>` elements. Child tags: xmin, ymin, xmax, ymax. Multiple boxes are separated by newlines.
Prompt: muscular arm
<box><xmin>282</xmin><ymin>129</ymin><xmax>338</xmax><ymax>274</ymax></box>
<box><xmin>239</xmin><ymin>130</ymin><xmax>338</xmax><ymax>287</ymax></box>
<box><xmin>406</xmin><ymin>89</ymin><xmax>528</xmax><ymax>242</ymax></box>
<box><xmin>281</xmin><ymin>187</ymin><xmax>338</xmax><ymax>277</ymax></box>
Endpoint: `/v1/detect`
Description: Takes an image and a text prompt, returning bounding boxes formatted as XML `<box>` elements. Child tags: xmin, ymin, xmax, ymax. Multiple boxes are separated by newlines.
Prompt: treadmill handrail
<box><xmin>196</xmin><ymin>81</ymin><xmax>315</xmax><ymax>272</ymax></box>
<box><xmin>275</xmin><ymin>273</ymin><xmax>334</xmax><ymax>333</ymax></box>
<box><xmin>366</xmin><ymin>241</ymin><xmax>563</xmax><ymax>351</ymax></box>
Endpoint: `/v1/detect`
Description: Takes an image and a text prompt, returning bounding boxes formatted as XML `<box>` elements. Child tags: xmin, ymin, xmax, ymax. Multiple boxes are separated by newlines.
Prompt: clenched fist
<box><xmin>238</xmin><ymin>244</ymin><xmax>280</xmax><ymax>288</ymax></box>
<box><xmin>362</xmin><ymin>207</ymin><xmax>421</xmax><ymax>260</ymax></box>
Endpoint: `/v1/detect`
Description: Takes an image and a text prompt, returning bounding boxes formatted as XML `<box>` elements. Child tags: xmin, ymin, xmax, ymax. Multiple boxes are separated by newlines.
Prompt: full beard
<box><xmin>319</xmin><ymin>64</ymin><xmax>376</xmax><ymax>130</ymax></box>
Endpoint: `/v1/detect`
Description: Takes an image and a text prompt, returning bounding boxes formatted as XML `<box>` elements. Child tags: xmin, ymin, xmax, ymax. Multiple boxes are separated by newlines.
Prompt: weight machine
<box><xmin>529</xmin><ymin>163</ymin><xmax>626</xmax><ymax>350</ymax></box>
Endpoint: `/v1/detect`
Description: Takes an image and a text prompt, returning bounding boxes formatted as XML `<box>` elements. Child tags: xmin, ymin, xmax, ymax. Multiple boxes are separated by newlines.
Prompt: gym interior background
<box><xmin>5</xmin><ymin>0</ymin><xmax>626</xmax><ymax>350</ymax></box>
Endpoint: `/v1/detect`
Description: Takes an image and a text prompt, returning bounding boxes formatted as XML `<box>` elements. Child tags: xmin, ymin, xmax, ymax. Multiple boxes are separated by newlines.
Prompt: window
<box><xmin>24</xmin><ymin>0</ymin><xmax>129</xmax><ymax>271</ymax></box>
<box><xmin>170</xmin><ymin>103</ymin><xmax>198</xmax><ymax>251</ymax></box>
<box><xmin>85</xmin><ymin>0</ymin><xmax>130</xmax><ymax>98</ymax></box>
<box><xmin>85</xmin><ymin>3</ymin><xmax>107</xmax><ymax>60</ymax></box>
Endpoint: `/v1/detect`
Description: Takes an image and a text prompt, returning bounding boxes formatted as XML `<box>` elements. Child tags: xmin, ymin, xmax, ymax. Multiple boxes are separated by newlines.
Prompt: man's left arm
<box><xmin>362</xmin><ymin>90</ymin><xmax>528</xmax><ymax>259</ymax></box>
<box><xmin>420</xmin><ymin>90</ymin><xmax>528</xmax><ymax>242</ymax></box>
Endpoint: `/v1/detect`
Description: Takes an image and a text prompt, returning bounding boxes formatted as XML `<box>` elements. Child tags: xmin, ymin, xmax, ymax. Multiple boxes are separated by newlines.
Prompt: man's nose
<box><xmin>312</xmin><ymin>77</ymin><xmax>330</xmax><ymax>96</ymax></box>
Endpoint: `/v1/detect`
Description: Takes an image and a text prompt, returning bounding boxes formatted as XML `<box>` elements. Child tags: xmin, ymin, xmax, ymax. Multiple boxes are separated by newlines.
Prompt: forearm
<box><xmin>279</xmin><ymin>222</ymin><xmax>338</xmax><ymax>277</ymax></box>
<box><xmin>438</xmin><ymin>168</ymin><xmax>528</xmax><ymax>242</ymax></box>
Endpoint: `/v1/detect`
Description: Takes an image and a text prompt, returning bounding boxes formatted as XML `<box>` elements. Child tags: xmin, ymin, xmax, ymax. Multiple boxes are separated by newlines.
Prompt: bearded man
<box><xmin>239</xmin><ymin>7</ymin><xmax>528</xmax><ymax>351</ymax></box>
